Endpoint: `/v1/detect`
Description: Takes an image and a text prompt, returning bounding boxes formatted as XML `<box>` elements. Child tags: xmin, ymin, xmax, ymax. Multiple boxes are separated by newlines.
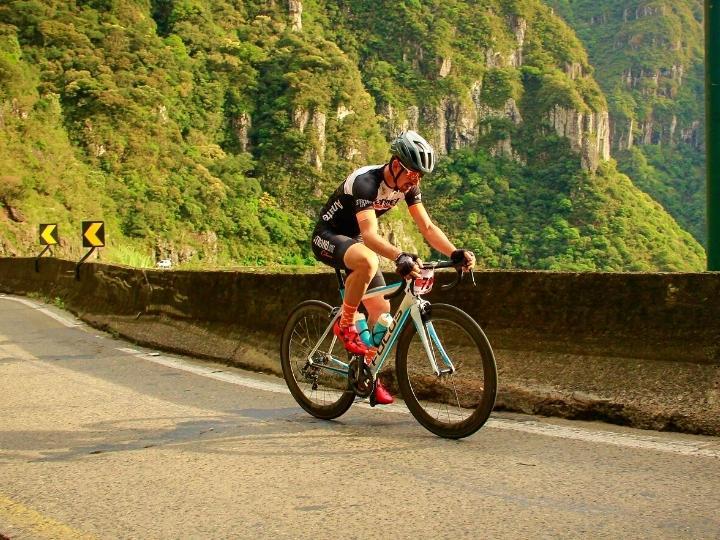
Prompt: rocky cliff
<box><xmin>548</xmin><ymin>0</ymin><xmax>704</xmax><ymax>154</ymax></box>
<box><xmin>288</xmin><ymin>2</ymin><xmax>611</xmax><ymax>172</ymax></box>
<box><xmin>0</xmin><ymin>0</ymin><xmax>703</xmax><ymax>270</ymax></box>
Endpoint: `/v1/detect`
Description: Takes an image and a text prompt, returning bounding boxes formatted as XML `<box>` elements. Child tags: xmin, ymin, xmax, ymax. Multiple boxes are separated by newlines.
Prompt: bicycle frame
<box><xmin>305</xmin><ymin>277</ymin><xmax>456</xmax><ymax>382</ymax></box>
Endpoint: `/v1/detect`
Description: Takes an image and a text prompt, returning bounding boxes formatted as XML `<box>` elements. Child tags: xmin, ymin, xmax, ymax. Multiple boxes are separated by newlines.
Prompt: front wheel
<box><xmin>280</xmin><ymin>300</ymin><xmax>355</xmax><ymax>420</ymax></box>
<box><xmin>396</xmin><ymin>303</ymin><xmax>497</xmax><ymax>439</ymax></box>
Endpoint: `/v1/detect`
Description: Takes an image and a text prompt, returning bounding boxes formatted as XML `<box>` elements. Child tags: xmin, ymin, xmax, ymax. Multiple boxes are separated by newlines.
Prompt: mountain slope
<box><xmin>0</xmin><ymin>0</ymin><xmax>705</xmax><ymax>270</ymax></box>
<box><xmin>546</xmin><ymin>0</ymin><xmax>706</xmax><ymax>244</ymax></box>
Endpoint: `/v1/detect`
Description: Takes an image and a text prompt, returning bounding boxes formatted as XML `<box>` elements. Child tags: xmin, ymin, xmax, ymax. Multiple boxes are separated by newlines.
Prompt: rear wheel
<box><xmin>280</xmin><ymin>300</ymin><xmax>355</xmax><ymax>420</ymax></box>
<box><xmin>396</xmin><ymin>303</ymin><xmax>497</xmax><ymax>439</ymax></box>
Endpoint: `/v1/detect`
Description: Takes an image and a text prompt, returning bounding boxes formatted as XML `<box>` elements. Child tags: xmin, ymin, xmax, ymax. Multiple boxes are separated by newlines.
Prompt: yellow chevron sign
<box><xmin>82</xmin><ymin>221</ymin><xmax>105</xmax><ymax>247</ymax></box>
<box><xmin>39</xmin><ymin>224</ymin><xmax>59</xmax><ymax>245</ymax></box>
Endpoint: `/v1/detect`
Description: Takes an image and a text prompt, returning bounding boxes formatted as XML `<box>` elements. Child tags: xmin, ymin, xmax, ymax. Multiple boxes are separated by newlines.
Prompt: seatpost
<box><xmin>335</xmin><ymin>268</ymin><xmax>345</xmax><ymax>295</ymax></box>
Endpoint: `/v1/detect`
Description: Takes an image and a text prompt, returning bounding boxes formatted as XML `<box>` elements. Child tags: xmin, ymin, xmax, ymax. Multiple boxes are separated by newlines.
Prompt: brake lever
<box><xmin>456</xmin><ymin>265</ymin><xmax>476</xmax><ymax>287</ymax></box>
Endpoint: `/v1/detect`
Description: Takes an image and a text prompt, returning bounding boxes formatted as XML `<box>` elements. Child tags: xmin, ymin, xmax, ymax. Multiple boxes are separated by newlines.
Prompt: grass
<box><xmin>104</xmin><ymin>245</ymin><xmax>155</xmax><ymax>268</ymax></box>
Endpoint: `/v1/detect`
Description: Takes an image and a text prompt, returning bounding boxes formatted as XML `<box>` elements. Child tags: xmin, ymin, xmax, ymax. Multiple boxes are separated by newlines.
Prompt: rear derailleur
<box><xmin>301</xmin><ymin>351</ymin><xmax>329</xmax><ymax>390</ymax></box>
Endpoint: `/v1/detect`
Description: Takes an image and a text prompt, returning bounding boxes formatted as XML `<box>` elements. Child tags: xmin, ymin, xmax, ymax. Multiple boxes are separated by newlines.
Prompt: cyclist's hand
<box><xmin>451</xmin><ymin>249</ymin><xmax>475</xmax><ymax>273</ymax></box>
<box><xmin>395</xmin><ymin>252</ymin><xmax>421</xmax><ymax>279</ymax></box>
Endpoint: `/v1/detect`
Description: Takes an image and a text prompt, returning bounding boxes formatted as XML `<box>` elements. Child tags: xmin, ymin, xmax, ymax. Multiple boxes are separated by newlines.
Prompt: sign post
<box><xmin>76</xmin><ymin>221</ymin><xmax>105</xmax><ymax>280</ymax></box>
<box><xmin>707</xmin><ymin>0</ymin><xmax>720</xmax><ymax>270</ymax></box>
<box><xmin>35</xmin><ymin>223</ymin><xmax>58</xmax><ymax>272</ymax></box>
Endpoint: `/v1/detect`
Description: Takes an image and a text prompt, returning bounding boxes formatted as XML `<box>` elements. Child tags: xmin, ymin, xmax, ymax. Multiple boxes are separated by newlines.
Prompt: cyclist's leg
<box><xmin>362</xmin><ymin>272</ymin><xmax>390</xmax><ymax>326</ymax></box>
<box><xmin>342</xmin><ymin>243</ymin><xmax>378</xmax><ymax>308</ymax></box>
<box><xmin>326</xmin><ymin>243</ymin><xmax>378</xmax><ymax>354</ymax></box>
<box><xmin>338</xmin><ymin>243</ymin><xmax>394</xmax><ymax>404</ymax></box>
<box><xmin>311</xmin><ymin>227</ymin><xmax>375</xmax><ymax>309</ymax></box>
<box><xmin>311</xmin><ymin>226</ymin><xmax>380</xmax><ymax>298</ymax></box>
<box><xmin>311</xmin><ymin>227</ymin><xmax>371</xmax><ymax>353</ymax></box>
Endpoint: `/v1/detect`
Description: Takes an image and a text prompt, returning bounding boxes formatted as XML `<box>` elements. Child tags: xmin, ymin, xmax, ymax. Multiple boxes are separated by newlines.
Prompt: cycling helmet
<box><xmin>390</xmin><ymin>130</ymin><xmax>435</xmax><ymax>174</ymax></box>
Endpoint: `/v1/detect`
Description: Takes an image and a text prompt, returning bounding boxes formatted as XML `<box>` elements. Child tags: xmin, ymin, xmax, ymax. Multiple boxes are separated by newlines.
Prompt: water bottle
<box><xmin>371</xmin><ymin>312</ymin><xmax>393</xmax><ymax>346</ymax></box>
<box><xmin>355</xmin><ymin>314</ymin><xmax>374</xmax><ymax>347</ymax></box>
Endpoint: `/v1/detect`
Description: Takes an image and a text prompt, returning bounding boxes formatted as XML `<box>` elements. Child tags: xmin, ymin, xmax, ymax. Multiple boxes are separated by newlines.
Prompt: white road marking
<box><xmin>4</xmin><ymin>295</ymin><xmax>718</xmax><ymax>459</ymax></box>
<box><xmin>117</xmin><ymin>347</ymin><xmax>290</xmax><ymax>395</ymax></box>
<box><xmin>0</xmin><ymin>296</ymin><xmax>81</xmax><ymax>328</ymax></box>
<box><xmin>117</xmin><ymin>347</ymin><xmax>720</xmax><ymax>459</ymax></box>
<box><xmin>486</xmin><ymin>418</ymin><xmax>720</xmax><ymax>458</ymax></box>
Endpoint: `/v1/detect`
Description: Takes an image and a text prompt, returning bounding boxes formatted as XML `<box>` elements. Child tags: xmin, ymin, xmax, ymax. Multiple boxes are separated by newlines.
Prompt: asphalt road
<box><xmin>1</xmin><ymin>294</ymin><xmax>719</xmax><ymax>539</ymax></box>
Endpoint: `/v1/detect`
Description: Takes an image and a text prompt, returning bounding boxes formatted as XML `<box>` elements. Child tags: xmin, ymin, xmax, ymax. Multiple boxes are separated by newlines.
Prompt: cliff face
<box><xmin>547</xmin><ymin>106</ymin><xmax>611</xmax><ymax>171</ymax></box>
<box><xmin>248</xmin><ymin>2</ymin><xmax>612</xmax><ymax>173</ymax></box>
<box><xmin>548</xmin><ymin>0</ymin><xmax>704</xmax><ymax>154</ymax></box>
<box><xmin>326</xmin><ymin>7</ymin><xmax>611</xmax><ymax>172</ymax></box>
<box><xmin>613</xmin><ymin>63</ymin><xmax>702</xmax><ymax>151</ymax></box>
<box><xmin>546</xmin><ymin>0</ymin><xmax>706</xmax><ymax>243</ymax></box>
<box><xmin>413</xmin><ymin>24</ymin><xmax>608</xmax><ymax>171</ymax></box>
<box><xmin>288</xmin><ymin>0</ymin><xmax>302</xmax><ymax>32</ymax></box>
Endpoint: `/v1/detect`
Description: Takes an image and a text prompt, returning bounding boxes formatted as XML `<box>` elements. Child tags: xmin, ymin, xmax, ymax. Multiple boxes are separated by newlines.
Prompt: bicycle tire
<box><xmin>395</xmin><ymin>303</ymin><xmax>497</xmax><ymax>439</ymax></box>
<box><xmin>280</xmin><ymin>300</ymin><xmax>355</xmax><ymax>420</ymax></box>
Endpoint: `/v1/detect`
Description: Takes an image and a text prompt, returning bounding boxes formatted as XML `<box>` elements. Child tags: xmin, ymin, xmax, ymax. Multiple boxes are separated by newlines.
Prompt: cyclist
<box><xmin>311</xmin><ymin>130</ymin><xmax>475</xmax><ymax>404</ymax></box>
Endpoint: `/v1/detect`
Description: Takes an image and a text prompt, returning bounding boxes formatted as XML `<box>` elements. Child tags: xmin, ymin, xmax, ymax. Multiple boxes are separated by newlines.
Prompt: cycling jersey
<box><xmin>316</xmin><ymin>165</ymin><xmax>422</xmax><ymax>237</ymax></box>
<box><xmin>312</xmin><ymin>164</ymin><xmax>422</xmax><ymax>280</ymax></box>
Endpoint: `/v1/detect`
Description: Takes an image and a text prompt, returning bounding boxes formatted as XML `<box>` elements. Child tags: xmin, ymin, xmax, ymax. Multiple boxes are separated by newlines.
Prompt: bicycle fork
<box><xmin>410</xmin><ymin>301</ymin><xmax>456</xmax><ymax>376</ymax></box>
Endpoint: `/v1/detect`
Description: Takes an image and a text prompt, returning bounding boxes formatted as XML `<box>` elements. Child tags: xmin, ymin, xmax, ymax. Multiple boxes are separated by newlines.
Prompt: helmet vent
<box><xmin>390</xmin><ymin>130</ymin><xmax>435</xmax><ymax>174</ymax></box>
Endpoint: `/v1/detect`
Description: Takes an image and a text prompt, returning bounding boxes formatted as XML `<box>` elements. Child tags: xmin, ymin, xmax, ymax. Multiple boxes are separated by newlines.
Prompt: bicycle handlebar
<box><xmin>383</xmin><ymin>260</ymin><xmax>468</xmax><ymax>299</ymax></box>
<box><xmin>434</xmin><ymin>263</ymin><xmax>465</xmax><ymax>292</ymax></box>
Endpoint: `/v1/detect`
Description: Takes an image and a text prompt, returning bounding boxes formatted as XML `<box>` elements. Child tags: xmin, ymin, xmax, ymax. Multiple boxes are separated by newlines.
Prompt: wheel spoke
<box><xmin>282</xmin><ymin>303</ymin><xmax>353</xmax><ymax>416</ymax></box>
<box><xmin>449</xmin><ymin>377</ymin><xmax>462</xmax><ymax>412</ymax></box>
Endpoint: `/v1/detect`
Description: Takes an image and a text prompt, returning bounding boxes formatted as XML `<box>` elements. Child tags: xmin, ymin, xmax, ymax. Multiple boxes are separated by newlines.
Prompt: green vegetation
<box><xmin>546</xmin><ymin>0</ymin><xmax>706</xmax><ymax>245</ymax></box>
<box><xmin>618</xmin><ymin>143</ymin><xmax>705</xmax><ymax>241</ymax></box>
<box><xmin>105</xmin><ymin>244</ymin><xmax>155</xmax><ymax>268</ymax></box>
<box><xmin>0</xmin><ymin>0</ymin><xmax>705</xmax><ymax>271</ymax></box>
<box><xmin>0</xmin><ymin>0</ymin><xmax>383</xmax><ymax>265</ymax></box>
<box><xmin>424</xmin><ymin>140</ymin><xmax>704</xmax><ymax>270</ymax></box>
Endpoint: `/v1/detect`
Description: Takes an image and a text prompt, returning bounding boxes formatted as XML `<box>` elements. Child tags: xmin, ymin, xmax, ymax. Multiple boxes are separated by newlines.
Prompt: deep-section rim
<box><xmin>395</xmin><ymin>303</ymin><xmax>497</xmax><ymax>439</ymax></box>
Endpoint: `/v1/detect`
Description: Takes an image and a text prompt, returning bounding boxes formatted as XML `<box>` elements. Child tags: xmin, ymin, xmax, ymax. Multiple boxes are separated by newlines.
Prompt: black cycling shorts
<box><xmin>311</xmin><ymin>226</ymin><xmax>386</xmax><ymax>289</ymax></box>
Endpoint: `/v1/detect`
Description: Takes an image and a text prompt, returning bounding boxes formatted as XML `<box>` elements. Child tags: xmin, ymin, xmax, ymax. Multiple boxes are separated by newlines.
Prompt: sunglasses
<box><xmin>397</xmin><ymin>161</ymin><xmax>422</xmax><ymax>183</ymax></box>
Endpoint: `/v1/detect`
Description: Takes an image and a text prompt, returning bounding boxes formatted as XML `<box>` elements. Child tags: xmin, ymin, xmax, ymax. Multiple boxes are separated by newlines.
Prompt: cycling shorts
<box><xmin>311</xmin><ymin>225</ymin><xmax>386</xmax><ymax>289</ymax></box>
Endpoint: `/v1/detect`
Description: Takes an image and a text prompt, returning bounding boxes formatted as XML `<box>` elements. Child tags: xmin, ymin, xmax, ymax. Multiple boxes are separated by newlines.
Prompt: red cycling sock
<box><xmin>339</xmin><ymin>301</ymin><xmax>358</xmax><ymax>328</ymax></box>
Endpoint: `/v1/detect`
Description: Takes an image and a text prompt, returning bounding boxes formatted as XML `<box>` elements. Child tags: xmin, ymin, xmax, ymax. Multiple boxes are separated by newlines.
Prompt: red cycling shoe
<box><xmin>333</xmin><ymin>320</ymin><xmax>369</xmax><ymax>355</ymax></box>
<box><xmin>373</xmin><ymin>380</ymin><xmax>394</xmax><ymax>405</ymax></box>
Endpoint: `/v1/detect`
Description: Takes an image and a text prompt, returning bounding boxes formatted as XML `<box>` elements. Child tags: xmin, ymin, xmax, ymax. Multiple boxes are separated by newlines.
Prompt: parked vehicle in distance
<box><xmin>156</xmin><ymin>259</ymin><xmax>172</xmax><ymax>269</ymax></box>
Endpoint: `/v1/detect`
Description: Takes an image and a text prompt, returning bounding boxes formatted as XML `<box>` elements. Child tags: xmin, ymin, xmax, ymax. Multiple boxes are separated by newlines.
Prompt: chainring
<box><xmin>347</xmin><ymin>357</ymin><xmax>374</xmax><ymax>398</ymax></box>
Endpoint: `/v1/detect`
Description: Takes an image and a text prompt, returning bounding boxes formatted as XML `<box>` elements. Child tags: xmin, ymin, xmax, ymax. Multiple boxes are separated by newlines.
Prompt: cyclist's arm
<box><xmin>408</xmin><ymin>203</ymin><xmax>456</xmax><ymax>257</ymax></box>
<box><xmin>356</xmin><ymin>209</ymin><xmax>403</xmax><ymax>261</ymax></box>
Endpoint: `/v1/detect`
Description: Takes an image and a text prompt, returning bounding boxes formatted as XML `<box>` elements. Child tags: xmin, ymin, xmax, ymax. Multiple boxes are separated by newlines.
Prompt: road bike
<box><xmin>280</xmin><ymin>261</ymin><xmax>497</xmax><ymax>439</ymax></box>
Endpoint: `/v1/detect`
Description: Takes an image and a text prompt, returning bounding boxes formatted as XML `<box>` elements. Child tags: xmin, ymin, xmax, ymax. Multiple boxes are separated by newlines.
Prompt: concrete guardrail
<box><xmin>1</xmin><ymin>257</ymin><xmax>718</xmax><ymax>435</ymax></box>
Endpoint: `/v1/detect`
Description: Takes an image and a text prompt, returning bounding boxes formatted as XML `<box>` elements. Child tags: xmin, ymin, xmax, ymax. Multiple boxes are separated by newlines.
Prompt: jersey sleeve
<box><xmin>405</xmin><ymin>186</ymin><xmax>422</xmax><ymax>207</ymax></box>
<box><xmin>351</xmin><ymin>175</ymin><xmax>379</xmax><ymax>214</ymax></box>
